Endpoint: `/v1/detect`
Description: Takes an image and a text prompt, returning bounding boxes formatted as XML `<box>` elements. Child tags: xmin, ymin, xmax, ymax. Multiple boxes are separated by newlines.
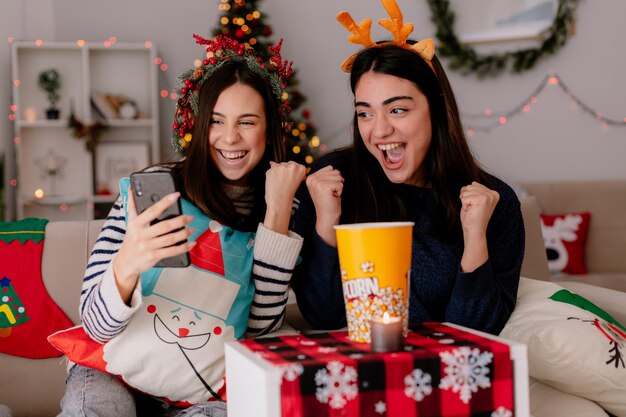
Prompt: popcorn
<box><xmin>335</xmin><ymin>222</ymin><xmax>414</xmax><ymax>344</ymax></box>
<box><xmin>345</xmin><ymin>285</ymin><xmax>407</xmax><ymax>343</ymax></box>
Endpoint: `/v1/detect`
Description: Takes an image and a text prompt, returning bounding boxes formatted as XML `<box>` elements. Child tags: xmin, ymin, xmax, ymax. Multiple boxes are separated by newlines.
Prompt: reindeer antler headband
<box><xmin>336</xmin><ymin>0</ymin><xmax>435</xmax><ymax>73</ymax></box>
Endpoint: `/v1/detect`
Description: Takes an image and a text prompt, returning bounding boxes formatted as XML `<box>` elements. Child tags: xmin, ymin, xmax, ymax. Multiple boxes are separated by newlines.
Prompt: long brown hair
<box><xmin>347</xmin><ymin>43</ymin><xmax>490</xmax><ymax>239</ymax></box>
<box><xmin>171</xmin><ymin>60</ymin><xmax>286</xmax><ymax>231</ymax></box>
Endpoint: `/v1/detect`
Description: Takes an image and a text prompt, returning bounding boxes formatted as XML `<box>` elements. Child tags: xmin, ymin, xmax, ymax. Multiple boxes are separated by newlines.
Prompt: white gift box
<box><xmin>226</xmin><ymin>322</ymin><xmax>529</xmax><ymax>417</ymax></box>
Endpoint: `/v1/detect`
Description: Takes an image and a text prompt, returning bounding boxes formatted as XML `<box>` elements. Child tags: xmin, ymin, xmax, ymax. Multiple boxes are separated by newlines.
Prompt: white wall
<box><xmin>448</xmin><ymin>1</ymin><xmax>626</xmax><ymax>181</ymax></box>
<box><xmin>0</xmin><ymin>0</ymin><xmax>56</xmax><ymax>219</ymax></box>
<box><xmin>2</xmin><ymin>0</ymin><xmax>625</xmax><ymax>189</ymax></box>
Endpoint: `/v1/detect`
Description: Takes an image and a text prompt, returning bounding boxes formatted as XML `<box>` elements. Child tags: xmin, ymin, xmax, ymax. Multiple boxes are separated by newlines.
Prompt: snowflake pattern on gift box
<box><xmin>491</xmin><ymin>406</ymin><xmax>513</xmax><ymax>417</ymax></box>
<box><xmin>315</xmin><ymin>361</ymin><xmax>358</xmax><ymax>409</ymax></box>
<box><xmin>439</xmin><ymin>346</ymin><xmax>493</xmax><ymax>403</ymax></box>
<box><xmin>404</xmin><ymin>368</ymin><xmax>433</xmax><ymax>401</ymax></box>
<box><xmin>281</xmin><ymin>363</ymin><xmax>304</xmax><ymax>382</ymax></box>
<box><xmin>374</xmin><ymin>400</ymin><xmax>387</xmax><ymax>414</ymax></box>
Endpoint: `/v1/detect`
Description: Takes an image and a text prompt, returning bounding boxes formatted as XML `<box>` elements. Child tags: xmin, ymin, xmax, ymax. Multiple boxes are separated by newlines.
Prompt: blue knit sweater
<box><xmin>292</xmin><ymin>150</ymin><xmax>524</xmax><ymax>335</ymax></box>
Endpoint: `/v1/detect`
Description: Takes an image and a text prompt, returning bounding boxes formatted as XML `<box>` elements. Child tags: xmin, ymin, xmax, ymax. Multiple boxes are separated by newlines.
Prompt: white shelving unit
<box><xmin>9</xmin><ymin>41</ymin><xmax>160</xmax><ymax>220</ymax></box>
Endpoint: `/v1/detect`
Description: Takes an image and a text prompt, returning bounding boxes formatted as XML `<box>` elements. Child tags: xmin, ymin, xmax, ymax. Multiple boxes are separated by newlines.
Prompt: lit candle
<box><xmin>24</xmin><ymin>107</ymin><xmax>37</xmax><ymax>122</ymax></box>
<box><xmin>370</xmin><ymin>312</ymin><xmax>404</xmax><ymax>352</ymax></box>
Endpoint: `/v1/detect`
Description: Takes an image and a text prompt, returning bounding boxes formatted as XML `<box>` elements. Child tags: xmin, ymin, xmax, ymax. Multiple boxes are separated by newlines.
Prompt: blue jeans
<box><xmin>0</xmin><ymin>404</ymin><xmax>12</xmax><ymax>417</ymax></box>
<box><xmin>58</xmin><ymin>365</ymin><xmax>227</xmax><ymax>417</ymax></box>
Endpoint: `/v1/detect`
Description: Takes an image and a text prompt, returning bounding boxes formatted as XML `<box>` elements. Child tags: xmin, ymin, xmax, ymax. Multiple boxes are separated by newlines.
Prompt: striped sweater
<box><xmin>79</xmin><ymin>196</ymin><xmax>302</xmax><ymax>343</ymax></box>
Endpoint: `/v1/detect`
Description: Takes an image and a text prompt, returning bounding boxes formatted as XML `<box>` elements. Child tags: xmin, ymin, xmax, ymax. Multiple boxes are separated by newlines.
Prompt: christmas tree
<box><xmin>212</xmin><ymin>0</ymin><xmax>323</xmax><ymax>169</ymax></box>
<box><xmin>0</xmin><ymin>276</ymin><xmax>29</xmax><ymax>337</ymax></box>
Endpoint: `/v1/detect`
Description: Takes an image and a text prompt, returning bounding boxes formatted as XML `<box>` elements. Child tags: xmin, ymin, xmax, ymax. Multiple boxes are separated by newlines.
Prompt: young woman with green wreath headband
<box><xmin>56</xmin><ymin>34</ymin><xmax>305</xmax><ymax>417</ymax></box>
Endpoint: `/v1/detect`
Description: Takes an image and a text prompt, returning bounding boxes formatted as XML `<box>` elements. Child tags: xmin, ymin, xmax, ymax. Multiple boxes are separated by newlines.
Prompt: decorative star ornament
<box><xmin>34</xmin><ymin>149</ymin><xmax>67</xmax><ymax>179</ymax></box>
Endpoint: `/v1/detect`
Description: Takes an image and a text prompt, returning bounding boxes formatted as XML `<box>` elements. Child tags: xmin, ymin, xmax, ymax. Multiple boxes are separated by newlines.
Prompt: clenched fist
<box><xmin>264</xmin><ymin>161</ymin><xmax>306</xmax><ymax>235</ymax></box>
<box><xmin>305</xmin><ymin>165</ymin><xmax>344</xmax><ymax>246</ymax></box>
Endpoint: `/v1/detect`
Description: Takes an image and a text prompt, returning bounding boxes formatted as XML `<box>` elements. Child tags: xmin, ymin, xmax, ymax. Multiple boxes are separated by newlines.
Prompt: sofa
<box><xmin>1</xmin><ymin>180</ymin><xmax>625</xmax><ymax>416</ymax></box>
<box><xmin>0</xmin><ymin>220</ymin><xmax>102</xmax><ymax>417</ymax></box>
<box><xmin>517</xmin><ymin>181</ymin><xmax>626</xmax><ymax>326</ymax></box>
<box><xmin>514</xmin><ymin>188</ymin><xmax>626</xmax><ymax>417</ymax></box>
<box><xmin>521</xmin><ymin>180</ymin><xmax>626</xmax><ymax>295</ymax></box>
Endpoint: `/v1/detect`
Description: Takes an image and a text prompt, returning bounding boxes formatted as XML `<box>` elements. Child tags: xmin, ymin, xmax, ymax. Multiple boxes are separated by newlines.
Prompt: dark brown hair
<box><xmin>347</xmin><ymin>43</ymin><xmax>490</xmax><ymax>238</ymax></box>
<box><xmin>171</xmin><ymin>60</ymin><xmax>286</xmax><ymax>231</ymax></box>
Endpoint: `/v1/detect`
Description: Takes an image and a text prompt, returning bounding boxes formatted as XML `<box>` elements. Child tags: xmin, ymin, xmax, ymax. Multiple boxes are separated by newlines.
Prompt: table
<box><xmin>225</xmin><ymin>322</ymin><xmax>529</xmax><ymax>417</ymax></box>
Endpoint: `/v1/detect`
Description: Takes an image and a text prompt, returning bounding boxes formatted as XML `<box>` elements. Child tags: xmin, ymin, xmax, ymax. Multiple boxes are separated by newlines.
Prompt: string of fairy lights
<box><xmin>463</xmin><ymin>73</ymin><xmax>626</xmax><ymax>137</ymax></box>
<box><xmin>6</xmin><ymin>37</ymin><xmax>626</xmax><ymax>167</ymax></box>
<box><xmin>8</xmin><ymin>0</ymin><xmax>327</xmax><ymax>170</ymax></box>
<box><xmin>5</xmin><ymin>36</ymin><xmax>160</xmax><ymax>199</ymax></box>
<box><xmin>5</xmin><ymin>33</ymin><xmax>328</xmax><ymax>204</ymax></box>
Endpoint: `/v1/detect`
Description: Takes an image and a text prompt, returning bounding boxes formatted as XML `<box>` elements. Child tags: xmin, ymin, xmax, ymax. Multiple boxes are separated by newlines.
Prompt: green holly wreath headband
<box><xmin>171</xmin><ymin>34</ymin><xmax>293</xmax><ymax>153</ymax></box>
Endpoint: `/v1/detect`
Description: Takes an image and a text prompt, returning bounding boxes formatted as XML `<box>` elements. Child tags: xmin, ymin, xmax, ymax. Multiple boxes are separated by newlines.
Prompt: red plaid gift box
<box><xmin>225</xmin><ymin>322</ymin><xmax>529</xmax><ymax>417</ymax></box>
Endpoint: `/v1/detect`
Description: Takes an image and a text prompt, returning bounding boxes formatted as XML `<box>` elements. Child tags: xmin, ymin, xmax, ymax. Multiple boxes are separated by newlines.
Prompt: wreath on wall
<box><xmin>427</xmin><ymin>0</ymin><xmax>580</xmax><ymax>77</ymax></box>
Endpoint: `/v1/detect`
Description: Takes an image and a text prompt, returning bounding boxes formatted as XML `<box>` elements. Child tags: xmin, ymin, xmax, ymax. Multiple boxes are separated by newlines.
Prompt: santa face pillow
<box><xmin>540</xmin><ymin>213</ymin><xmax>591</xmax><ymax>275</ymax></box>
<box><xmin>102</xmin><ymin>255</ymin><xmax>248</xmax><ymax>404</ymax></box>
<box><xmin>49</xmin><ymin>185</ymin><xmax>256</xmax><ymax>406</ymax></box>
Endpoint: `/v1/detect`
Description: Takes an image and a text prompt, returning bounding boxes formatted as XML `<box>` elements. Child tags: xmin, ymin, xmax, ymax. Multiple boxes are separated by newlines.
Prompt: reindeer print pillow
<box><xmin>540</xmin><ymin>212</ymin><xmax>591</xmax><ymax>275</ymax></box>
<box><xmin>500</xmin><ymin>277</ymin><xmax>626</xmax><ymax>417</ymax></box>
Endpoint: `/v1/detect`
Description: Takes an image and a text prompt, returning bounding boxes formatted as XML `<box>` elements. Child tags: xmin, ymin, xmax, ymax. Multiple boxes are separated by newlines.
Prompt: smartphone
<box><xmin>130</xmin><ymin>171</ymin><xmax>191</xmax><ymax>268</ymax></box>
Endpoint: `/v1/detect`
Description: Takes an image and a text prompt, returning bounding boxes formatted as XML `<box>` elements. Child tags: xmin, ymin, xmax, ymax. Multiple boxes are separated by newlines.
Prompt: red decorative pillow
<box><xmin>539</xmin><ymin>212</ymin><xmax>591</xmax><ymax>275</ymax></box>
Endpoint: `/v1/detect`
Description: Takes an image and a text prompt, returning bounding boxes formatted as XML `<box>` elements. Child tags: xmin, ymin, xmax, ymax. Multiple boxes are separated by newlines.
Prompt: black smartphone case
<box><xmin>130</xmin><ymin>171</ymin><xmax>191</xmax><ymax>268</ymax></box>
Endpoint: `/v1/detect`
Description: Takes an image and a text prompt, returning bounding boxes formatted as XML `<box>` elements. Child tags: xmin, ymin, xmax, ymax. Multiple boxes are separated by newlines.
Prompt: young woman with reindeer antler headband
<box><xmin>292</xmin><ymin>0</ymin><xmax>524</xmax><ymax>336</ymax></box>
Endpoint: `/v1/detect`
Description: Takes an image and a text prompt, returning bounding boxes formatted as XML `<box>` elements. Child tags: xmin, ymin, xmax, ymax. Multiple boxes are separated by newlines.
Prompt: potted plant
<box><xmin>38</xmin><ymin>68</ymin><xmax>61</xmax><ymax>119</ymax></box>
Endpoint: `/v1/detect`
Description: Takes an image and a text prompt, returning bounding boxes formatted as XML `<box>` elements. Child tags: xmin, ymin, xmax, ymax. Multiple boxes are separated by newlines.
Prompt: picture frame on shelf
<box><xmin>91</xmin><ymin>92</ymin><xmax>142</xmax><ymax>121</ymax></box>
<box><xmin>91</xmin><ymin>92</ymin><xmax>119</xmax><ymax>119</ymax></box>
<box><xmin>94</xmin><ymin>141</ymin><xmax>150</xmax><ymax>196</ymax></box>
<box><xmin>450</xmin><ymin>0</ymin><xmax>558</xmax><ymax>44</ymax></box>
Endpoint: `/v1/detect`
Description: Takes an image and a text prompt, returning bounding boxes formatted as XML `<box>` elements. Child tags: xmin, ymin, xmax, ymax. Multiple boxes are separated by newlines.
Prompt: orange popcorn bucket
<box><xmin>334</xmin><ymin>222</ymin><xmax>414</xmax><ymax>343</ymax></box>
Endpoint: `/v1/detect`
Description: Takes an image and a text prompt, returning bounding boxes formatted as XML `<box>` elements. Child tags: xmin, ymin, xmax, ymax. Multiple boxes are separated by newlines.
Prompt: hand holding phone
<box><xmin>130</xmin><ymin>171</ymin><xmax>191</xmax><ymax>268</ymax></box>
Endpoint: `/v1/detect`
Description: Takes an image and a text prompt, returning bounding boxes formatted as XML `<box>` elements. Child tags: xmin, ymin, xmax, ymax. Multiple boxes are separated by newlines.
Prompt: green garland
<box><xmin>427</xmin><ymin>0</ymin><xmax>580</xmax><ymax>77</ymax></box>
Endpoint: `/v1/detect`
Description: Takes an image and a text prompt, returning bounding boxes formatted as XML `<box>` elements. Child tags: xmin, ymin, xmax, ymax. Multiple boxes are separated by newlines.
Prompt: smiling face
<box><xmin>354</xmin><ymin>71</ymin><xmax>432</xmax><ymax>186</ymax></box>
<box><xmin>208</xmin><ymin>82</ymin><xmax>267</xmax><ymax>186</ymax></box>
